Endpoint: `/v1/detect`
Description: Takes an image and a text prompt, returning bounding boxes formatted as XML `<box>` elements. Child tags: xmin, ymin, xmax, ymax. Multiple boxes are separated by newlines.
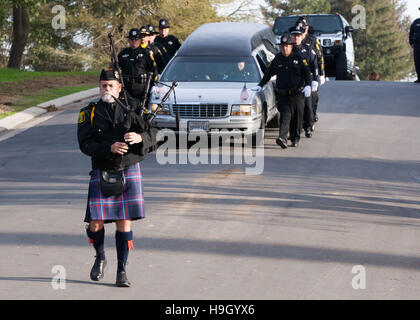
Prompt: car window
<box><xmin>256</xmin><ymin>50</ymin><xmax>269</xmax><ymax>73</ymax></box>
<box><xmin>307</xmin><ymin>16</ymin><xmax>343</xmax><ymax>33</ymax></box>
<box><xmin>273</xmin><ymin>16</ymin><xmax>297</xmax><ymax>35</ymax></box>
<box><xmin>273</xmin><ymin>15</ymin><xmax>344</xmax><ymax>35</ymax></box>
<box><xmin>161</xmin><ymin>56</ymin><xmax>261</xmax><ymax>82</ymax></box>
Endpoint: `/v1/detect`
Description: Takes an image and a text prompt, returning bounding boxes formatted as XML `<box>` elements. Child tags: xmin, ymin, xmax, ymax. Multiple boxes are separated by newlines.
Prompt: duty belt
<box><xmin>124</xmin><ymin>74</ymin><xmax>149</xmax><ymax>84</ymax></box>
<box><xmin>277</xmin><ymin>86</ymin><xmax>304</xmax><ymax>96</ymax></box>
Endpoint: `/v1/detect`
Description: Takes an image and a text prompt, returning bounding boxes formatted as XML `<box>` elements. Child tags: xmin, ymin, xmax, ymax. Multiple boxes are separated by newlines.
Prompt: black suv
<box><xmin>273</xmin><ymin>14</ymin><xmax>357</xmax><ymax>80</ymax></box>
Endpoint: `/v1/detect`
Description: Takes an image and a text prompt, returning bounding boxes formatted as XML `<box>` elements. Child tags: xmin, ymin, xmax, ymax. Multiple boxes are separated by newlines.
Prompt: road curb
<box><xmin>0</xmin><ymin>87</ymin><xmax>99</xmax><ymax>134</ymax></box>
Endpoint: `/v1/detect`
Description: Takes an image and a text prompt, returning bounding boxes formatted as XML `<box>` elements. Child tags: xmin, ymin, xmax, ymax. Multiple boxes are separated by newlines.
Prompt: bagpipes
<box><xmin>107</xmin><ymin>33</ymin><xmax>178</xmax><ymax>154</ymax></box>
<box><xmin>108</xmin><ymin>33</ymin><xmax>178</xmax><ymax>126</ymax></box>
<box><xmin>108</xmin><ymin>33</ymin><xmax>129</xmax><ymax>110</ymax></box>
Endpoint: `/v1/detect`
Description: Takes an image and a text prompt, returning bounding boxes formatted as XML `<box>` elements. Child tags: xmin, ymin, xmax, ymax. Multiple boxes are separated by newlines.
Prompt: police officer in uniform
<box><xmin>118</xmin><ymin>28</ymin><xmax>157</xmax><ymax>109</ymax></box>
<box><xmin>146</xmin><ymin>24</ymin><xmax>169</xmax><ymax>74</ymax></box>
<box><xmin>409</xmin><ymin>11</ymin><xmax>420</xmax><ymax>83</ymax></box>
<box><xmin>77</xmin><ymin>69</ymin><xmax>157</xmax><ymax>287</ymax></box>
<box><xmin>253</xmin><ymin>34</ymin><xmax>311</xmax><ymax>148</ymax></box>
<box><xmin>155</xmin><ymin>19</ymin><xmax>181</xmax><ymax>63</ymax></box>
<box><xmin>290</xmin><ymin>25</ymin><xmax>319</xmax><ymax>138</ymax></box>
<box><xmin>297</xmin><ymin>16</ymin><xmax>325</xmax><ymax>122</ymax></box>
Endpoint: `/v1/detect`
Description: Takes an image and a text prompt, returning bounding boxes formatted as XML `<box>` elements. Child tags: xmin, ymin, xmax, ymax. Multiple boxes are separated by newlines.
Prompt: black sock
<box><xmin>86</xmin><ymin>227</ymin><xmax>106</xmax><ymax>260</ymax></box>
<box><xmin>115</xmin><ymin>230</ymin><xmax>133</xmax><ymax>273</ymax></box>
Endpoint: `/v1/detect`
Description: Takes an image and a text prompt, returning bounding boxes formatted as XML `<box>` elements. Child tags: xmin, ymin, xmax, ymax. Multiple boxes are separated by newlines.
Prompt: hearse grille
<box><xmin>172</xmin><ymin>104</ymin><xmax>229</xmax><ymax>118</ymax></box>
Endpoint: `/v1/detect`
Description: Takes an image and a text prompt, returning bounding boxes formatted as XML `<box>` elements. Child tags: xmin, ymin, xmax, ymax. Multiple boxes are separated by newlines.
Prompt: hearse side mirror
<box><xmin>345</xmin><ymin>26</ymin><xmax>354</xmax><ymax>34</ymax></box>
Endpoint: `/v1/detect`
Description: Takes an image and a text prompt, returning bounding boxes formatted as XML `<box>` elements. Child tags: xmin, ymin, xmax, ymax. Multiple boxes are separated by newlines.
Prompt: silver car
<box><xmin>149</xmin><ymin>22</ymin><xmax>280</xmax><ymax>140</ymax></box>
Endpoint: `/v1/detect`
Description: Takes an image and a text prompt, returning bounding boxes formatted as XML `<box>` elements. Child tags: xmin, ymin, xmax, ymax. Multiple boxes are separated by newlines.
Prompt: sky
<box><xmin>405</xmin><ymin>0</ymin><xmax>420</xmax><ymax>20</ymax></box>
<box><xmin>218</xmin><ymin>0</ymin><xmax>420</xmax><ymax>22</ymax></box>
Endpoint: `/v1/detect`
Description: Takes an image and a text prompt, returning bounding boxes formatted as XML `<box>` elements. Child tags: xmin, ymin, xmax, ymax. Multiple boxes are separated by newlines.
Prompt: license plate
<box><xmin>188</xmin><ymin>121</ymin><xmax>209</xmax><ymax>132</ymax></box>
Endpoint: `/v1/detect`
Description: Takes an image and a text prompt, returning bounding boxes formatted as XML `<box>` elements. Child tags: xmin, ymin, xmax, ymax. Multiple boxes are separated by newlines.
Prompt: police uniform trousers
<box><xmin>276</xmin><ymin>93</ymin><xmax>304</xmax><ymax>142</ymax></box>
<box><xmin>312</xmin><ymin>91</ymin><xmax>319</xmax><ymax>119</ymax></box>
<box><xmin>302</xmin><ymin>95</ymin><xmax>313</xmax><ymax>131</ymax></box>
<box><xmin>84</xmin><ymin>162</ymin><xmax>145</xmax><ymax>223</ymax></box>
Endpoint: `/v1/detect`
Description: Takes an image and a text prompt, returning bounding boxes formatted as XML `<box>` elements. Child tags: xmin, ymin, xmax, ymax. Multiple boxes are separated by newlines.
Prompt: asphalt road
<box><xmin>0</xmin><ymin>81</ymin><xmax>419</xmax><ymax>300</ymax></box>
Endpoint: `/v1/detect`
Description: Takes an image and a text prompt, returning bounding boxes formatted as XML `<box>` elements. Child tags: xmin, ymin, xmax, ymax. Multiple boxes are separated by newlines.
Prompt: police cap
<box><xmin>146</xmin><ymin>24</ymin><xmax>159</xmax><ymax>35</ymax></box>
<box><xmin>139</xmin><ymin>26</ymin><xmax>150</xmax><ymax>36</ymax></box>
<box><xmin>128</xmin><ymin>28</ymin><xmax>141</xmax><ymax>40</ymax></box>
<box><xmin>289</xmin><ymin>25</ymin><xmax>304</xmax><ymax>35</ymax></box>
<box><xmin>296</xmin><ymin>16</ymin><xmax>309</xmax><ymax>28</ymax></box>
<box><xmin>99</xmin><ymin>68</ymin><xmax>121</xmax><ymax>83</ymax></box>
<box><xmin>159</xmin><ymin>19</ymin><xmax>170</xmax><ymax>28</ymax></box>
<box><xmin>280</xmin><ymin>34</ymin><xmax>295</xmax><ymax>45</ymax></box>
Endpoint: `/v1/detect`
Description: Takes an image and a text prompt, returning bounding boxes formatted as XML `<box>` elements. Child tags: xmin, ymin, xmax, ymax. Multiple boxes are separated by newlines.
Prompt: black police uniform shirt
<box><xmin>140</xmin><ymin>43</ymin><xmax>159</xmax><ymax>80</ymax></box>
<box><xmin>155</xmin><ymin>34</ymin><xmax>181</xmax><ymax>60</ymax></box>
<box><xmin>410</xmin><ymin>18</ymin><xmax>420</xmax><ymax>46</ymax></box>
<box><xmin>303</xmin><ymin>33</ymin><xmax>325</xmax><ymax>76</ymax></box>
<box><xmin>77</xmin><ymin>100</ymin><xmax>156</xmax><ymax>170</ymax></box>
<box><xmin>117</xmin><ymin>46</ymin><xmax>157</xmax><ymax>98</ymax></box>
<box><xmin>258</xmin><ymin>51</ymin><xmax>311</xmax><ymax>92</ymax></box>
<box><xmin>293</xmin><ymin>44</ymin><xmax>319</xmax><ymax>81</ymax></box>
<box><xmin>149</xmin><ymin>42</ymin><xmax>169</xmax><ymax>73</ymax></box>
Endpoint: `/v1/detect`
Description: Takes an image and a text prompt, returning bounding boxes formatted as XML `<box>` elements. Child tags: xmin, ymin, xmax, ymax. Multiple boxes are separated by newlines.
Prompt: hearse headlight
<box><xmin>231</xmin><ymin>103</ymin><xmax>258</xmax><ymax>116</ymax></box>
<box><xmin>149</xmin><ymin>103</ymin><xmax>170</xmax><ymax>115</ymax></box>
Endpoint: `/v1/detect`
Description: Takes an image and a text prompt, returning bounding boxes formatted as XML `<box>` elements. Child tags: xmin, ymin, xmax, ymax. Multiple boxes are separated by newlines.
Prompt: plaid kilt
<box><xmin>84</xmin><ymin>162</ymin><xmax>145</xmax><ymax>223</ymax></box>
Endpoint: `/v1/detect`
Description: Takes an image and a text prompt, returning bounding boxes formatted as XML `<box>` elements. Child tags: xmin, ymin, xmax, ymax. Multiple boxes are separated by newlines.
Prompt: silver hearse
<box><xmin>149</xmin><ymin>22</ymin><xmax>279</xmax><ymax>140</ymax></box>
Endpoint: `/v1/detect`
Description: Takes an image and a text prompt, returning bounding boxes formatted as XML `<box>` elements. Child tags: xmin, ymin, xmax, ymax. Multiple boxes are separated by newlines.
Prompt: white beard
<box><xmin>101</xmin><ymin>92</ymin><xmax>115</xmax><ymax>104</ymax></box>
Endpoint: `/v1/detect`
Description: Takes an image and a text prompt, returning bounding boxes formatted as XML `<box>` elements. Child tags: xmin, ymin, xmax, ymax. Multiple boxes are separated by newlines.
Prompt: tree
<box><xmin>0</xmin><ymin>0</ymin><xmax>234</xmax><ymax>71</ymax></box>
<box><xmin>2</xmin><ymin>0</ymin><xmax>46</xmax><ymax>69</ymax></box>
<box><xmin>7</xmin><ymin>1</ymin><xmax>29</xmax><ymax>68</ymax></box>
<box><xmin>261</xmin><ymin>0</ymin><xmax>331</xmax><ymax>25</ymax></box>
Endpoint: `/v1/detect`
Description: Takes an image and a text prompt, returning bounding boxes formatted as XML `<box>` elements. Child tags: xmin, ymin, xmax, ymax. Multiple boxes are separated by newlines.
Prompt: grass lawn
<box><xmin>0</xmin><ymin>84</ymin><xmax>97</xmax><ymax>119</ymax></box>
<box><xmin>0</xmin><ymin>68</ymin><xmax>97</xmax><ymax>83</ymax></box>
<box><xmin>0</xmin><ymin>68</ymin><xmax>98</xmax><ymax>120</ymax></box>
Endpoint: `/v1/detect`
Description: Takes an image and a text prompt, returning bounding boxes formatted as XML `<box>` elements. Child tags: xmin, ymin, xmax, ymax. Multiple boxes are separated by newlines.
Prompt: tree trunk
<box><xmin>7</xmin><ymin>3</ymin><xmax>30</xmax><ymax>69</ymax></box>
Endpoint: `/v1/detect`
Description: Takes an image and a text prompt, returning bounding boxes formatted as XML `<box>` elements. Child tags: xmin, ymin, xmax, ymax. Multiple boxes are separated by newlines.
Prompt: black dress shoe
<box><xmin>90</xmin><ymin>255</ymin><xmax>107</xmax><ymax>281</ymax></box>
<box><xmin>305</xmin><ymin>128</ymin><xmax>313</xmax><ymax>138</ymax></box>
<box><xmin>291</xmin><ymin>140</ymin><xmax>299</xmax><ymax>147</ymax></box>
<box><xmin>314</xmin><ymin>114</ymin><xmax>319</xmax><ymax>122</ymax></box>
<box><xmin>276</xmin><ymin>137</ymin><xmax>288</xmax><ymax>149</ymax></box>
<box><xmin>116</xmin><ymin>271</ymin><xmax>131</xmax><ymax>287</ymax></box>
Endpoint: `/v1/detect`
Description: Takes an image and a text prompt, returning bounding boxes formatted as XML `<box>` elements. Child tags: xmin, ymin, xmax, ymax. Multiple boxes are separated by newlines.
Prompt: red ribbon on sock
<box><xmin>127</xmin><ymin>240</ymin><xmax>134</xmax><ymax>250</ymax></box>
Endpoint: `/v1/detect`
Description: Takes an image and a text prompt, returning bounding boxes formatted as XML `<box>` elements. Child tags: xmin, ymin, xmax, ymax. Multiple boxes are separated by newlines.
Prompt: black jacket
<box><xmin>258</xmin><ymin>51</ymin><xmax>311</xmax><ymax>92</ymax></box>
<box><xmin>118</xmin><ymin>46</ymin><xmax>157</xmax><ymax>99</ymax></box>
<box><xmin>303</xmin><ymin>33</ymin><xmax>325</xmax><ymax>76</ymax></box>
<box><xmin>150</xmin><ymin>42</ymin><xmax>169</xmax><ymax>73</ymax></box>
<box><xmin>155</xmin><ymin>35</ymin><xmax>181</xmax><ymax>60</ymax></box>
<box><xmin>293</xmin><ymin>44</ymin><xmax>318</xmax><ymax>81</ymax></box>
<box><xmin>410</xmin><ymin>18</ymin><xmax>420</xmax><ymax>46</ymax></box>
<box><xmin>77</xmin><ymin>99</ymin><xmax>157</xmax><ymax>170</ymax></box>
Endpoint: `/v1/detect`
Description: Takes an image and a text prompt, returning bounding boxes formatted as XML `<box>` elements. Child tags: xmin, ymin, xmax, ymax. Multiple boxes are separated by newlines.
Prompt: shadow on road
<box><xmin>0</xmin><ymin>276</ymin><xmax>115</xmax><ymax>287</ymax></box>
<box><xmin>0</xmin><ymin>232</ymin><xmax>419</xmax><ymax>271</ymax></box>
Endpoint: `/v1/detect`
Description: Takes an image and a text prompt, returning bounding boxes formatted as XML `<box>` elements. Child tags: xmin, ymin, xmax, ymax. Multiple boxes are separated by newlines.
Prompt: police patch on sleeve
<box><xmin>78</xmin><ymin>111</ymin><xmax>86</xmax><ymax>124</ymax></box>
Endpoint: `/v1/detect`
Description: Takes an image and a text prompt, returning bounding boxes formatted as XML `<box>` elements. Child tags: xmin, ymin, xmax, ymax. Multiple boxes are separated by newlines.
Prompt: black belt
<box><xmin>124</xmin><ymin>74</ymin><xmax>148</xmax><ymax>84</ymax></box>
<box><xmin>277</xmin><ymin>86</ymin><xmax>303</xmax><ymax>96</ymax></box>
